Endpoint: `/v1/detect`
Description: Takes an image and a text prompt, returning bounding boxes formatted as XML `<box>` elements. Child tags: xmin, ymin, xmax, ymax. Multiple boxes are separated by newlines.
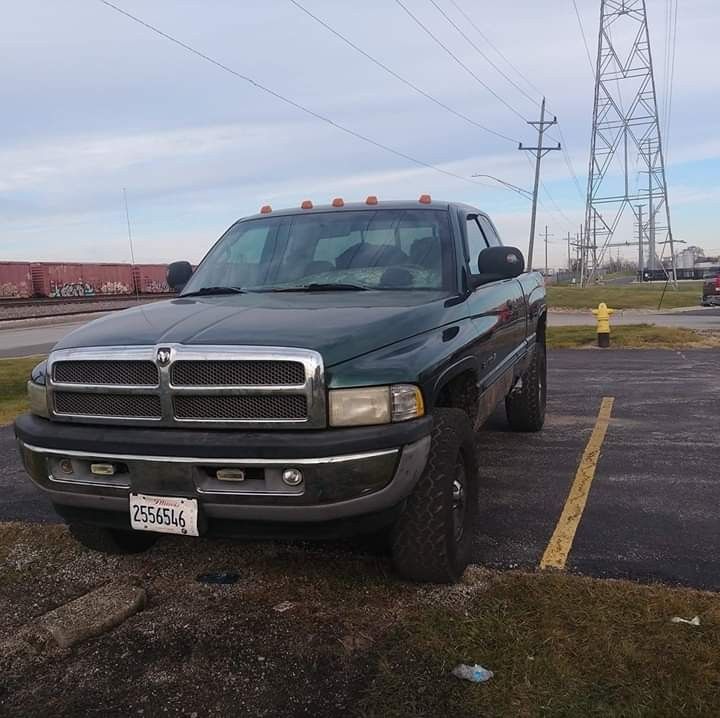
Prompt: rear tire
<box><xmin>505</xmin><ymin>334</ymin><xmax>547</xmax><ymax>433</ymax></box>
<box><xmin>391</xmin><ymin>409</ymin><xmax>479</xmax><ymax>583</ymax></box>
<box><xmin>68</xmin><ymin>523</ymin><xmax>158</xmax><ymax>555</ymax></box>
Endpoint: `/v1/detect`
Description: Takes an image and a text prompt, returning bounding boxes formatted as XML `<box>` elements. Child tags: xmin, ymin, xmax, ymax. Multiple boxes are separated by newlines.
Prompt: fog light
<box><xmin>59</xmin><ymin>458</ymin><xmax>74</xmax><ymax>475</ymax></box>
<box><xmin>282</xmin><ymin>468</ymin><xmax>303</xmax><ymax>486</ymax></box>
<box><xmin>90</xmin><ymin>463</ymin><xmax>116</xmax><ymax>476</ymax></box>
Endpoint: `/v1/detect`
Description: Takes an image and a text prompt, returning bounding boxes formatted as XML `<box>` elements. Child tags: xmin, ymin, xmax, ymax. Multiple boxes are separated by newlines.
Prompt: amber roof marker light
<box><xmin>366</xmin><ymin>195</ymin><xmax>378</xmax><ymax>205</ymax></box>
<box><xmin>260</xmin><ymin>205</ymin><xmax>272</xmax><ymax>214</ymax></box>
<box><xmin>332</xmin><ymin>197</ymin><xmax>345</xmax><ymax>207</ymax></box>
<box><xmin>418</xmin><ymin>194</ymin><xmax>432</xmax><ymax>204</ymax></box>
<box><xmin>301</xmin><ymin>200</ymin><xmax>314</xmax><ymax>209</ymax></box>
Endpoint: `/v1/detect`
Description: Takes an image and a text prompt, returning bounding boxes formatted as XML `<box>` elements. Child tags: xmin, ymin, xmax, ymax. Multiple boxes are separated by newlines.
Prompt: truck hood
<box><xmin>54</xmin><ymin>291</ymin><xmax>457</xmax><ymax>367</ymax></box>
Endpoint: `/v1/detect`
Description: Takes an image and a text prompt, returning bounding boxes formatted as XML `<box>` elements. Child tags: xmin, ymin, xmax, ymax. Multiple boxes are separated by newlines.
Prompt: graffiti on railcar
<box><xmin>1</xmin><ymin>282</ymin><xmax>30</xmax><ymax>297</ymax></box>
<box><xmin>49</xmin><ymin>282</ymin><xmax>96</xmax><ymax>298</ymax></box>
<box><xmin>0</xmin><ymin>282</ymin><xmax>27</xmax><ymax>297</ymax></box>
<box><xmin>48</xmin><ymin>280</ymin><xmax>131</xmax><ymax>297</ymax></box>
<box><xmin>143</xmin><ymin>279</ymin><xmax>170</xmax><ymax>293</ymax></box>
<box><xmin>99</xmin><ymin>281</ymin><xmax>130</xmax><ymax>295</ymax></box>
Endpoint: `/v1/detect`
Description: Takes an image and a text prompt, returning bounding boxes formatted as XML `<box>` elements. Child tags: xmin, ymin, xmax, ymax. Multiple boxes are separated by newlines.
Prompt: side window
<box><xmin>478</xmin><ymin>215</ymin><xmax>502</xmax><ymax>247</ymax></box>
<box><xmin>465</xmin><ymin>217</ymin><xmax>488</xmax><ymax>274</ymax></box>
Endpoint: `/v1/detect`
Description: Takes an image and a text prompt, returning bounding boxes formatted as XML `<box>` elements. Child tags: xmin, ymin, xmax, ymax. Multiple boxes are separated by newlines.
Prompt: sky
<box><xmin>1</xmin><ymin>0</ymin><xmax>718</xmax><ymax>268</ymax></box>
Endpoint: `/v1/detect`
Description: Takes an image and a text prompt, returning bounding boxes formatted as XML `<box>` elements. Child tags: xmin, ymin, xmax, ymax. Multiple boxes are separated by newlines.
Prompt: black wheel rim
<box><xmin>452</xmin><ymin>461</ymin><xmax>467</xmax><ymax>543</ymax></box>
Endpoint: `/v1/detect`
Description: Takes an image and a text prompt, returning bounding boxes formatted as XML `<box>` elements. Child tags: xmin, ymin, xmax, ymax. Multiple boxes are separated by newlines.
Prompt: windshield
<box><xmin>182</xmin><ymin>209</ymin><xmax>454</xmax><ymax>294</ymax></box>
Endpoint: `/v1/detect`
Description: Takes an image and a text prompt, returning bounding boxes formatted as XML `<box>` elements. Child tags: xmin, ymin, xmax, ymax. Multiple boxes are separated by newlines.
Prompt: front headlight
<box><xmin>27</xmin><ymin>360</ymin><xmax>50</xmax><ymax>418</ymax></box>
<box><xmin>329</xmin><ymin>384</ymin><xmax>424</xmax><ymax>427</ymax></box>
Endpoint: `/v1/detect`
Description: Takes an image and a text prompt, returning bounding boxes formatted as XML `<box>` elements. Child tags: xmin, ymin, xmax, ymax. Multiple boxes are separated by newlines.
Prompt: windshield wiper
<box><xmin>181</xmin><ymin>286</ymin><xmax>245</xmax><ymax>297</ymax></box>
<box><xmin>271</xmin><ymin>283</ymin><xmax>368</xmax><ymax>293</ymax></box>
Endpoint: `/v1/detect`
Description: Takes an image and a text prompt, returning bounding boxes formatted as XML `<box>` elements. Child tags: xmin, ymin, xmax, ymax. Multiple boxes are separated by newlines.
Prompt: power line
<box><xmin>97</xmin><ymin>0</ymin><xmax>516</xmax><ymax>195</ymax></box>
<box><xmin>437</xmin><ymin>0</ymin><xmax>586</xmax><ymax>209</ymax></box>
<box><xmin>555</xmin><ymin>123</ymin><xmax>584</xmax><ymax>201</ymax></box>
<box><xmin>661</xmin><ymin>0</ymin><xmax>672</xmax><ymax>133</ymax></box>
<box><xmin>392</xmin><ymin>0</ymin><xmax>529</xmax><ymax>124</ymax></box>
<box><xmin>664</xmin><ymin>0</ymin><xmax>679</xmax><ymax>163</ymax></box>
<box><xmin>426</xmin><ymin>0</ymin><xmax>540</xmax><ymax>109</ymax></box>
<box><xmin>445</xmin><ymin>0</ymin><xmax>545</xmax><ymax>101</ymax></box>
<box><xmin>522</xmin><ymin>152</ymin><xmax>575</xmax><ymax>230</ymax></box>
<box><xmin>572</xmin><ymin>0</ymin><xmax>595</xmax><ymax>78</ymax></box>
<box><xmin>292</xmin><ymin>0</ymin><xmax>584</xmax><ymax>217</ymax></box>
<box><xmin>286</xmin><ymin>0</ymin><xmax>517</xmax><ymax>144</ymax></box>
<box><xmin>441</xmin><ymin>0</ymin><xmax>588</xmax><ymax>207</ymax></box>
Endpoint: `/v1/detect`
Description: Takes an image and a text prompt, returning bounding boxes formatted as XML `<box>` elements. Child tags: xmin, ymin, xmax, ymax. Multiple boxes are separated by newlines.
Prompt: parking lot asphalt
<box><xmin>2</xmin><ymin>348</ymin><xmax>719</xmax><ymax>589</ymax></box>
<box><xmin>476</xmin><ymin>348</ymin><xmax>720</xmax><ymax>590</ymax></box>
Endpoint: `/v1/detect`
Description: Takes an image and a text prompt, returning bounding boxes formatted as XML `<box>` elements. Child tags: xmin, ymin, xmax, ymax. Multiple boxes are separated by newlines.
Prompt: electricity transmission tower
<box><xmin>582</xmin><ymin>0</ymin><xmax>676</xmax><ymax>285</ymax></box>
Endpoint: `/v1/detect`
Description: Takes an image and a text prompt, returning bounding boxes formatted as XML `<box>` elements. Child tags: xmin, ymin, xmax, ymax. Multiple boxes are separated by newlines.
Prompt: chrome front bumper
<box><xmin>17</xmin><ymin>436</ymin><xmax>431</xmax><ymax>524</ymax></box>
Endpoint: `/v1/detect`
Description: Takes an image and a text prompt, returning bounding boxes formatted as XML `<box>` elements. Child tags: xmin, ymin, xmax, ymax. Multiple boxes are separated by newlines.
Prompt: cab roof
<box><xmin>243</xmin><ymin>199</ymin><xmax>482</xmax><ymax>221</ymax></box>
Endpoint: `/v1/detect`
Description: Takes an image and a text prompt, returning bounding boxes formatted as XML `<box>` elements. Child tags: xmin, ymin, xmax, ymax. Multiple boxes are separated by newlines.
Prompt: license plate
<box><xmin>129</xmin><ymin>493</ymin><xmax>199</xmax><ymax>536</ymax></box>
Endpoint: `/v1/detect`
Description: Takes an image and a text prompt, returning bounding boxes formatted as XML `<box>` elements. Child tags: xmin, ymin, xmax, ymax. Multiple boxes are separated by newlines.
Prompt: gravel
<box><xmin>0</xmin><ymin>297</ymin><xmax>167</xmax><ymax>321</ymax></box>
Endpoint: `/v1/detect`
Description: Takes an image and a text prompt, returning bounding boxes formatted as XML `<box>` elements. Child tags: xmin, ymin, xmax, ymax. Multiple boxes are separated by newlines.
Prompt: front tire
<box><xmin>391</xmin><ymin>408</ymin><xmax>479</xmax><ymax>583</ymax></box>
<box><xmin>505</xmin><ymin>334</ymin><xmax>547</xmax><ymax>432</ymax></box>
<box><xmin>68</xmin><ymin>523</ymin><xmax>158</xmax><ymax>555</ymax></box>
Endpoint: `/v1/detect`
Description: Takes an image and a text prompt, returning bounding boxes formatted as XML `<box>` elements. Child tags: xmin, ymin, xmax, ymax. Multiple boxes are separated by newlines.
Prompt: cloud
<box><xmin>0</xmin><ymin>0</ymin><xmax>718</xmax><ymax>268</ymax></box>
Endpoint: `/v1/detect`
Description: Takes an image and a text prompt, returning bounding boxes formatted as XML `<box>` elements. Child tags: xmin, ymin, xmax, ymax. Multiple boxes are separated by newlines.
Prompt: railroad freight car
<box><xmin>131</xmin><ymin>264</ymin><xmax>171</xmax><ymax>293</ymax></box>
<box><xmin>31</xmin><ymin>263</ymin><xmax>134</xmax><ymax>297</ymax></box>
<box><xmin>0</xmin><ymin>262</ymin><xmax>33</xmax><ymax>298</ymax></box>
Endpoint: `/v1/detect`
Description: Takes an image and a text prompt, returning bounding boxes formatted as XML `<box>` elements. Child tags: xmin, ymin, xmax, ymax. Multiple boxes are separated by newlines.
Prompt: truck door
<box><xmin>464</xmin><ymin>213</ymin><xmax>527</xmax><ymax>380</ymax></box>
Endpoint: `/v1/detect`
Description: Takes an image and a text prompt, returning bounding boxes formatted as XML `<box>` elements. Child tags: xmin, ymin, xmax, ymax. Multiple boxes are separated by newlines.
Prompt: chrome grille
<box><xmin>174</xmin><ymin>394</ymin><xmax>307</xmax><ymax>420</ymax></box>
<box><xmin>53</xmin><ymin>360</ymin><xmax>158</xmax><ymax>386</ymax></box>
<box><xmin>47</xmin><ymin>345</ymin><xmax>324</xmax><ymax>428</ymax></box>
<box><xmin>54</xmin><ymin>391</ymin><xmax>162</xmax><ymax>418</ymax></box>
<box><xmin>171</xmin><ymin>360</ymin><xmax>305</xmax><ymax>386</ymax></box>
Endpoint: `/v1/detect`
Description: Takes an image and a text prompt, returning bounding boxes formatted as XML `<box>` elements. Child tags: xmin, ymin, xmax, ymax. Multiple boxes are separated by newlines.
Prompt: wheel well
<box><xmin>537</xmin><ymin>311</ymin><xmax>547</xmax><ymax>342</ymax></box>
<box><xmin>435</xmin><ymin>370</ymin><xmax>478</xmax><ymax>420</ymax></box>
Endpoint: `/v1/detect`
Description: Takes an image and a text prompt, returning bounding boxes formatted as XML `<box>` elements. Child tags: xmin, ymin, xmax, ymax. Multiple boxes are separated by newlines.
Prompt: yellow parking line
<box><xmin>540</xmin><ymin>397</ymin><xmax>615</xmax><ymax>570</ymax></box>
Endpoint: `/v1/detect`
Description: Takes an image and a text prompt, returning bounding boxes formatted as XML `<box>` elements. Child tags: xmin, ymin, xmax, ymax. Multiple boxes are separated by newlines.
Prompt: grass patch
<box><xmin>361</xmin><ymin>571</ymin><xmax>720</xmax><ymax>718</ymax></box>
<box><xmin>548</xmin><ymin>282</ymin><xmax>702</xmax><ymax>310</ymax></box>
<box><xmin>547</xmin><ymin>324</ymin><xmax>720</xmax><ymax>349</ymax></box>
<box><xmin>0</xmin><ymin>356</ymin><xmax>43</xmax><ymax>425</ymax></box>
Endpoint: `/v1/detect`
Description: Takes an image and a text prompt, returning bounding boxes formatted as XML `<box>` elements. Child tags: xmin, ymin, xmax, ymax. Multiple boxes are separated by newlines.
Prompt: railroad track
<box><xmin>0</xmin><ymin>294</ymin><xmax>172</xmax><ymax>322</ymax></box>
<box><xmin>0</xmin><ymin>293</ymin><xmax>174</xmax><ymax>309</ymax></box>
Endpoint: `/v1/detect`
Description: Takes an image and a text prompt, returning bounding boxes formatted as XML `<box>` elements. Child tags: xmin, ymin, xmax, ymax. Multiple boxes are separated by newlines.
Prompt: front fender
<box><xmin>325</xmin><ymin>318</ymin><xmax>482</xmax><ymax>410</ymax></box>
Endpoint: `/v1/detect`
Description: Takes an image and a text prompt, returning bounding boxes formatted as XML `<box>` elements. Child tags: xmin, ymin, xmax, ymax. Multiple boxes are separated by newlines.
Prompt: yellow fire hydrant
<box><xmin>591</xmin><ymin>302</ymin><xmax>614</xmax><ymax>348</ymax></box>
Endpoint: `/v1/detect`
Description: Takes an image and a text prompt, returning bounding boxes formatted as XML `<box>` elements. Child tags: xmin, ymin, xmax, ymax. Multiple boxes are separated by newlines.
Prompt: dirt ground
<box><xmin>0</xmin><ymin>522</ymin><xmax>487</xmax><ymax>717</ymax></box>
<box><xmin>3</xmin><ymin>523</ymin><xmax>720</xmax><ymax>718</ymax></box>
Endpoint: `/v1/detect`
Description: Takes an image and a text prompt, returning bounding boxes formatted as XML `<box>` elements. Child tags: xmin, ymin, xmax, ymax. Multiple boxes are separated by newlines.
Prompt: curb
<box><xmin>1</xmin><ymin>580</ymin><xmax>146</xmax><ymax>656</ymax></box>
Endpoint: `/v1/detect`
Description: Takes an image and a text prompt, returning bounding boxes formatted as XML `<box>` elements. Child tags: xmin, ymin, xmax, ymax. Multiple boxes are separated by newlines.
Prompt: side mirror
<box><xmin>471</xmin><ymin>246</ymin><xmax>525</xmax><ymax>287</ymax></box>
<box><xmin>167</xmin><ymin>261</ymin><xmax>193</xmax><ymax>291</ymax></box>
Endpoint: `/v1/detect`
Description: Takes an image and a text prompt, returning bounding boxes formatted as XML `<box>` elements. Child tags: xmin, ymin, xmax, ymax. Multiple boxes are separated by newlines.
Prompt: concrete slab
<box><xmin>1</xmin><ymin>581</ymin><xmax>145</xmax><ymax>655</ymax></box>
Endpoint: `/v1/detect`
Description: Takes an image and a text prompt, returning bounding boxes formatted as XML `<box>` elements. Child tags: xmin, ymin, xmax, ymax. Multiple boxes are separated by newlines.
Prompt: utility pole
<box><xmin>519</xmin><ymin>97</ymin><xmax>560</xmax><ymax>271</ymax></box>
<box><xmin>647</xmin><ymin>148</ymin><xmax>656</xmax><ymax>271</ymax></box>
<box><xmin>636</xmin><ymin>204</ymin><xmax>644</xmax><ymax>278</ymax></box>
<box><xmin>575</xmin><ymin>230</ymin><xmax>581</xmax><ymax>283</ymax></box>
<box><xmin>122</xmin><ymin>188</ymin><xmax>140</xmax><ymax>303</ymax></box>
<box><xmin>542</xmin><ymin>225</ymin><xmax>553</xmax><ymax>278</ymax></box>
<box><xmin>567</xmin><ymin>232</ymin><xmax>572</xmax><ymax>272</ymax></box>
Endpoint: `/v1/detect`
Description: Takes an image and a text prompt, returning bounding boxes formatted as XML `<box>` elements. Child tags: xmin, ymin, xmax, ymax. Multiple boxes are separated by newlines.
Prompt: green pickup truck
<box><xmin>15</xmin><ymin>196</ymin><xmax>546</xmax><ymax>583</ymax></box>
